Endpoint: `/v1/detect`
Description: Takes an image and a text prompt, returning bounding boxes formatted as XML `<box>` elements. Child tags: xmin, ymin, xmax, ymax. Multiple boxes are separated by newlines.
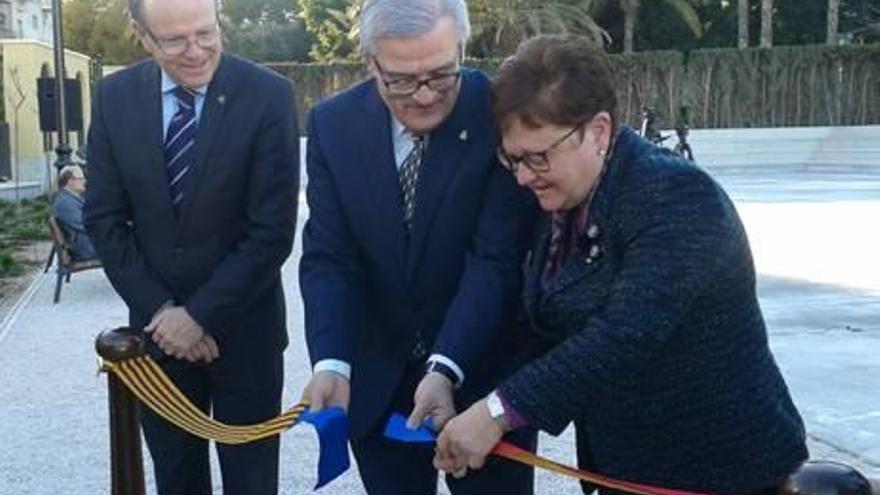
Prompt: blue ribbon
<box><xmin>383</xmin><ymin>413</ymin><xmax>437</xmax><ymax>444</ymax></box>
<box><xmin>299</xmin><ymin>407</ymin><xmax>351</xmax><ymax>489</ymax></box>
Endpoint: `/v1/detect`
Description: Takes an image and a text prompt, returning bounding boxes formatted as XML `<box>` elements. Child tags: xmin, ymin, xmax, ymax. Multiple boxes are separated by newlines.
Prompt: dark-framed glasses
<box><xmin>373</xmin><ymin>58</ymin><xmax>461</xmax><ymax>97</ymax></box>
<box><xmin>497</xmin><ymin>123</ymin><xmax>585</xmax><ymax>174</ymax></box>
<box><xmin>141</xmin><ymin>22</ymin><xmax>221</xmax><ymax>56</ymax></box>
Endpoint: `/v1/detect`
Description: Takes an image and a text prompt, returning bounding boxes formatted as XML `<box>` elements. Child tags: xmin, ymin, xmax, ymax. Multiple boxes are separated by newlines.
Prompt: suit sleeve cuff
<box><xmin>496</xmin><ymin>388</ymin><xmax>530</xmax><ymax>430</ymax></box>
<box><xmin>427</xmin><ymin>354</ymin><xmax>465</xmax><ymax>386</ymax></box>
<box><xmin>313</xmin><ymin>359</ymin><xmax>351</xmax><ymax>380</ymax></box>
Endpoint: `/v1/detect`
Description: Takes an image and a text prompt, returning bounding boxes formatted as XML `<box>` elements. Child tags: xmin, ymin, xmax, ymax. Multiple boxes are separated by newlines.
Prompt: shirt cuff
<box><xmin>427</xmin><ymin>354</ymin><xmax>465</xmax><ymax>386</ymax></box>
<box><xmin>313</xmin><ymin>359</ymin><xmax>351</xmax><ymax>380</ymax></box>
<box><xmin>496</xmin><ymin>388</ymin><xmax>530</xmax><ymax>430</ymax></box>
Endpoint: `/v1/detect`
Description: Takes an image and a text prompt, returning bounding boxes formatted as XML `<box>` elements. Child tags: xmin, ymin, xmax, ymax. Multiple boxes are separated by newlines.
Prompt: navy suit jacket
<box><xmin>300</xmin><ymin>69</ymin><xmax>535</xmax><ymax>438</ymax></box>
<box><xmin>84</xmin><ymin>54</ymin><xmax>299</xmax><ymax>357</ymax></box>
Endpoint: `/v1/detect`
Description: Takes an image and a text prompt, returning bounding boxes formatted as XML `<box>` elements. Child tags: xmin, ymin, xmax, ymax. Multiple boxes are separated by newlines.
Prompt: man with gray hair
<box><xmin>300</xmin><ymin>0</ymin><xmax>536</xmax><ymax>493</ymax></box>
<box><xmin>84</xmin><ymin>0</ymin><xmax>299</xmax><ymax>494</ymax></box>
<box><xmin>52</xmin><ymin>165</ymin><xmax>97</xmax><ymax>261</ymax></box>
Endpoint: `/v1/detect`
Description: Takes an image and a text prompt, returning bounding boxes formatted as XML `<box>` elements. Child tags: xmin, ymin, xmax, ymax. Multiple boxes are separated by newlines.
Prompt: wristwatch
<box><xmin>485</xmin><ymin>390</ymin><xmax>507</xmax><ymax>421</ymax></box>
<box><xmin>425</xmin><ymin>360</ymin><xmax>461</xmax><ymax>389</ymax></box>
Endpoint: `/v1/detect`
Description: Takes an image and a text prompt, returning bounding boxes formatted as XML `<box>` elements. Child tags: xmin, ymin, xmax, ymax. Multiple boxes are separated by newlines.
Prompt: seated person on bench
<box><xmin>52</xmin><ymin>165</ymin><xmax>97</xmax><ymax>261</ymax></box>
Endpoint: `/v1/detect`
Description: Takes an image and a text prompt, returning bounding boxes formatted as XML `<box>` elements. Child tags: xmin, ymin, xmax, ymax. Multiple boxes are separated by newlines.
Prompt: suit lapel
<box><xmin>359</xmin><ymin>82</ymin><xmax>408</xmax><ymax>265</ymax></box>
<box><xmin>138</xmin><ymin>62</ymin><xmax>177</xmax><ymax>223</ymax></box>
<box><xmin>542</xmin><ymin>135</ymin><xmax>621</xmax><ymax>300</ymax></box>
<box><xmin>177</xmin><ymin>55</ymin><xmax>232</xmax><ymax>225</ymax></box>
<box><xmin>405</xmin><ymin>76</ymin><xmax>476</xmax><ymax>280</ymax></box>
<box><xmin>523</xmin><ymin>214</ymin><xmax>551</xmax><ymax>327</ymax></box>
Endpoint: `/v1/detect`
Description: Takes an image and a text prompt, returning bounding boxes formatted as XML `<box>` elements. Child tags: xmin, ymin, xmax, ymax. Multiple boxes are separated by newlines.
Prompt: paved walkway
<box><xmin>0</xmin><ymin>168</ymin><xmax>877</xmax><ymax>494</ymax></box>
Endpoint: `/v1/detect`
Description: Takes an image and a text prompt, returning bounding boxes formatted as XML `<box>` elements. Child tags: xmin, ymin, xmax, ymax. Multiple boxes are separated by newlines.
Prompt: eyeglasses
<box><xmin>497</xmin><ymin>123</ymin><xmax>585</xmax><ymax>174</ymax></box>
<box><xmin>141</xmin><ymin>22</ymin><xmax>221</xmax><ymax>56</ymax></box>
<box><xmin>373</xmin><ymin>58</ymin><xmax>461</xmax><ymax>97</ymax></box>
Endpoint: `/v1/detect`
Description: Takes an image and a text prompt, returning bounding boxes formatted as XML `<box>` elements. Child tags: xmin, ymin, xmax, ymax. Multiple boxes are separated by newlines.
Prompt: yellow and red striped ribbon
<box><xmin>102</xmin><ymin>356</ymin><xmax>307</xmax><ymax>444</ymax></box>
<box><xmin>103</xmin><ymin>356</ymin><xmax>716</xmax><ymax>495</ymax></box>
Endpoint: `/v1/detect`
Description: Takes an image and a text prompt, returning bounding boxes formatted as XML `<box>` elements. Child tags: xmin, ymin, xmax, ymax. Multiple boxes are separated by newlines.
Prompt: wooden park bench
<box><xmin>47</xmin><ymin>216</ymin><xmax>102</xmax><ymax>303</ymax></box>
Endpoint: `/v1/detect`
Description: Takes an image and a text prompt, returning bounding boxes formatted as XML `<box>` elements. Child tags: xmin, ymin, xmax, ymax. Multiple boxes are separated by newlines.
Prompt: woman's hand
<box><xmin>433</xmin><ymin>398</ymin><xmax>510</xmax><ymax>478</ymax></box>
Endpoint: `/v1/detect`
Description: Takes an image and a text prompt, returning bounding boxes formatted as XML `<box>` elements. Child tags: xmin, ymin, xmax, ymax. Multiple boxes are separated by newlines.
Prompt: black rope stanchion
<box><xmin>781</xmin><ymin>461</ymin><xmax>873</xmax><ymax>495</ymax></box>
<box><xmin>96</xmin><ymin>327</ymin><xmax>146</xmax><ymax>495</ymax></box>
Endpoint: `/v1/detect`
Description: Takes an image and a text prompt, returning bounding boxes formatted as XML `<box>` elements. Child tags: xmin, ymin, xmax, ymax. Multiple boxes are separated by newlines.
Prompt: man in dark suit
<box><xmin>300</xmin><ymin>0</ymin><xmax>536</xmax><ymax>493</ymax></box>
<box><xmin>83</xmin><ymin>0</ymin><xmax>299</xmax><ymax>493</ymax></box>
<box><xmin>52</xmin><ymin>165</ymin><xmax>97</xmax><ymax>261</ymax></box>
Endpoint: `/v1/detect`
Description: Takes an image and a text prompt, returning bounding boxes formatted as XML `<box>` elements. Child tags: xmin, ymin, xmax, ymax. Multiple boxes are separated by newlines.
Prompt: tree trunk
<box><xmin>621</xmin><ymin>0</ymin><xmax>639</xmax><ymax>54</ymax></box>
<box><xmin>738</xmin><ymin>0</ymin><xmax>749</xmax><ymax>48</ymax></box>
<box><xmin>624</xmin><ymin>8</ymin><xmax>635</xmax><ymax>53</ymax></box>
<box><xmin>760</xmin><ymin>0</ymin><xmax>772</xmax><ymax>48</ymax></box>
<box><xmin>827</xmin><ymin>0</ymin><xmax>840</xmax><ymax>45</ymax></box>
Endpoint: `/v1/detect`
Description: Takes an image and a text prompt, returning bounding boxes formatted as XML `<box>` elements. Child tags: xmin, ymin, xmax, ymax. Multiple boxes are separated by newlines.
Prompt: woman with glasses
<box><xmin>434</xmin><ymin>34</ymin><xmax>808</xmax><ymax>495</ymax></box>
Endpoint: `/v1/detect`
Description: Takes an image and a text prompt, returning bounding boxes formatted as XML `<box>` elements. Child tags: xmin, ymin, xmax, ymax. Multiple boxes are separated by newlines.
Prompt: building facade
<box><xmin>0</xmin><ymin>0</ymin><xmax>53</xmax><ymax>45</ymax></box>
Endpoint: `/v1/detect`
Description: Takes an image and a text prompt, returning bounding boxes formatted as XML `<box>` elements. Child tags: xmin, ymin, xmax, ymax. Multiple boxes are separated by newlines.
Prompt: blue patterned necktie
<box><xmin>165</xmin><ymin>86</ymin><xmax>197</xmax><ymax>209</ymax></box>
<box><xmin>399</xmin><ymin>134</ymin><xmax>426</xmax><ymax>230</ymax></box>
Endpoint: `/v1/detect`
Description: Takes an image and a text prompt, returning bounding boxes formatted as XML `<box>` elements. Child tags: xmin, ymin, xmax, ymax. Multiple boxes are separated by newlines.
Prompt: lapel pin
<box><xmin>459</xmin><ymin>130</ymin><xmax>468</xmax><ymax>142</ymax></box>
<box><xmin>217</xmin><ymin>95</ymin><xmax>226</xmax><ymax>105</ymax></box>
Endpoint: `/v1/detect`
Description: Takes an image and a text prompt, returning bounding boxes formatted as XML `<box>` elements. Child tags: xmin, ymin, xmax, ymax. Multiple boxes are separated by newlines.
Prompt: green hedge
<box><xmin>268</xmin><ymin>43</ymin><xmax>880</xmax><ymax>131</ymax></box>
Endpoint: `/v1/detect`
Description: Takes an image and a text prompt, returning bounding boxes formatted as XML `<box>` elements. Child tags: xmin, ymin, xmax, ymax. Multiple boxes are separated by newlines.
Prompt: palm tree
<box><xmin>620</xmin><ymin>0</ymin><xmax>639</xmax><ymax>54</ymax></box>
<box><xmin>738</xmin><ymin>0</ymin><xmax>749</xmax><ymax>48</ymax></box>
<box><xmin>594</xmin><ymin>0</ymin><xmax>703</xmax><ymax>53</ymax></box>
<box><xmin>759</xmin><ymin>0</ymin><xmax>772</xmax><ymax>47</ymax></box>
<box><xmin>827</xmin><ymin>0</ymin><xmax>840</xmax><ymax>45</ymax></box>
<box><xmin>468</xmin><ymin>0</ymin><xmax>610</xmax><ymax>57</ymax></box>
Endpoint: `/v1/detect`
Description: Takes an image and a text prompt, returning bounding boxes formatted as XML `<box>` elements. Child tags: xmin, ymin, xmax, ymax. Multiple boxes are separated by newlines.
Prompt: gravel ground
<box><xmin>0</xmin><ymin>169</ymin><xmax>877</xmax><ymax>494</ymax></box>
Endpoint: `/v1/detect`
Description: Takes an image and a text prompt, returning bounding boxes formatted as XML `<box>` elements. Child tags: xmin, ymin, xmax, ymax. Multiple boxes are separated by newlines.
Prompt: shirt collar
<box><xmin>161</xmin><ymin>70</ymin><xmax>208</xmax><ymax>96</ymax></box>
<box><xmin>391</xmin><ymin>116</ymin><xmax>410</xmax><ymax>141</ymax></box>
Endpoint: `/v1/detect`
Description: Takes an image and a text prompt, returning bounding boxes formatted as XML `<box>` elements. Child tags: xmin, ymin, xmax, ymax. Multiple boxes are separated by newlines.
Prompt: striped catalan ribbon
<box><xmin>384</xmin><ymin>414</ymin><xmax>716</xmax><ymax>495</ymax></box>
<box><xmin>101</xmin><ymin>355</ymin><xmax>350</xmax><ymax>489</ymax></box>
<box><xmin>492</xmin><ymin>441</ymin><xmax>714</xmax><ymax>495</ymax></box>
<box><xmin>101</xmin><ymin>356</ymin><xmax>307</xmax><ymax>444</ymax></box>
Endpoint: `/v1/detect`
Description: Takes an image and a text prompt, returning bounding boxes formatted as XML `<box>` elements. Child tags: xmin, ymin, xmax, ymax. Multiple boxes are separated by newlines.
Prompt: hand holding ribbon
<box><xmin>384</xmin><ymin>412</ymin><xmax>717</xmax><ymax>495</ymax></box>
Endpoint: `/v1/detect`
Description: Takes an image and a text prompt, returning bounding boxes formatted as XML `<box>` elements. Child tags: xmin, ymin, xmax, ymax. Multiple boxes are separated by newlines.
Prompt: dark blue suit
<box><xmin>300</xmin><ymin>69</ymin><xmax>536</xmax><ymax>493</ymax></box>
<box><xmin>84</xmin><ymin>54</ymin><xmax>299</xmax><ymax>495</ymax></box>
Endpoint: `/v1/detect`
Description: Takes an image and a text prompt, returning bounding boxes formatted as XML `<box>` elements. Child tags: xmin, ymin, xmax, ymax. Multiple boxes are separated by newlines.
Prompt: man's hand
<box><xmin>302</xmin><ymin>371</ymin><xmax>350</xmax><ymax>412</ymax></box>
<box><xmin>145</xmin><ymin>306</ymin><xmax>205</xmax><ymax>360</ymax></box>
<box><xmin>434</xmin><ymin>399</ymin><xmax>509</xmax><ymax>478</ymax></box>
<box><xmin>182</xmin><ymin>334</ymin><xmax>221</xmax><ymax>364</ymax></box>
<box><xmin>407</xmin><ymin>372</ymin><xmax>456</xmax><ymax>431</ymax></box>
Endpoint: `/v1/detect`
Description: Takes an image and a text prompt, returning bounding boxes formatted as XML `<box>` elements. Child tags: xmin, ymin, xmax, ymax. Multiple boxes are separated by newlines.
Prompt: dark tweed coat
<box><xmin>500</xmin><ymin>126</ymin><xmax>808</xmax><ymax>495</ymax></box>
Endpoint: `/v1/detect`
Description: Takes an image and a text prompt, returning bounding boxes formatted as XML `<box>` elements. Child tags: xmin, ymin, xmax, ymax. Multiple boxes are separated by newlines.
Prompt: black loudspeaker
<box><xmin>37</xmin><ymin>78</ymin><xmax>84</xmax><ymax>132</ymax></box>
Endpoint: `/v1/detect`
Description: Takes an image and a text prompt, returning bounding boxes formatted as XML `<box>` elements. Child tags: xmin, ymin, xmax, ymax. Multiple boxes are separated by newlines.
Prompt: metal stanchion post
<box><xmin>96</xmin><ymin>327</ymin><xmax>146</xmax><ymax>495</ymax></box>
<box><xmin>781</xmin><ymin>461</ymin><xmax>873</xmax><ymax>495</ymax></box>
<box><xmin>50</xmin><ymin>0</ymin><xmax>73</xmax><ymax>173</ymax></box>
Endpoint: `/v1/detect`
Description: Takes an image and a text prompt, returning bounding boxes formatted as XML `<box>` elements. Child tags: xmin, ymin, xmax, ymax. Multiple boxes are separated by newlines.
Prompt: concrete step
<box><xmin>673</xmin><ymin>125</ymin><xmax>880</xmax><ymax>171</ymax></box>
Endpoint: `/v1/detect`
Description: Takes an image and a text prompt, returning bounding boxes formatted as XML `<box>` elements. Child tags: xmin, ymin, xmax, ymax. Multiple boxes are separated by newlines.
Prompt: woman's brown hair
<box><xmin>492</xmin><ymin>34</ymin><xmax>618</xmax><ymax>131</ymax></box>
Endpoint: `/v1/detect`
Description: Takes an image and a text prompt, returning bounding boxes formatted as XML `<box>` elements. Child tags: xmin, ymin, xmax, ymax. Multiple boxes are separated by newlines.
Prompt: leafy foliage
<box><xmin>224</xmin><ymin>19</ymin><xmax>312</xmax><ymax>62</ymax></box>
<box><xmin>0</xmin><ymin>198</ymin><xmax>51</xmax><ymax>279</ymax></box>
<box><xmin>62</xmin><ymin>0</ymin><xmax>145</xmax><ymax>65</ymax></box>
<box><xmin>297</xmin><ymin>0</ymin><xmax>359</xmax><ymax>62</ymax></box>
<box><xmin>468</xmin><ymin>0</ymin><xmax>609</xmax><ymax>58</ymax></box>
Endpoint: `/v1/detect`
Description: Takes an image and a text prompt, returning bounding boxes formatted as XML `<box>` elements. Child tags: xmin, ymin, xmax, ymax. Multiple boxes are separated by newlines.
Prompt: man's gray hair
<box><xmin>58</xmin><ymin>165</ymin><xmax>83</xmax><ymax>188</ymax></box>
<box><xmin>127</xmin><ymin>0</ymin><xmax>219</xmax><ymax>24</ymax></box>
<box><xmin>358</xmin><ymin>0</ymin><xmax>471</xmax><ymax>57</ymax></box>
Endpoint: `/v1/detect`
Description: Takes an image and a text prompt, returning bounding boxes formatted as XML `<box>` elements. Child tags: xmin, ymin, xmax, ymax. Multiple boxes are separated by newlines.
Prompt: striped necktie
<box><xmin>399</xmin><ymin>135</ymin><xmax>426</xmax><ymax>230</ymax></box>
<box><xmin>165</xmin><ymin>86</ymin><xmax>197</xmax><ymax>209</ymax></box>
